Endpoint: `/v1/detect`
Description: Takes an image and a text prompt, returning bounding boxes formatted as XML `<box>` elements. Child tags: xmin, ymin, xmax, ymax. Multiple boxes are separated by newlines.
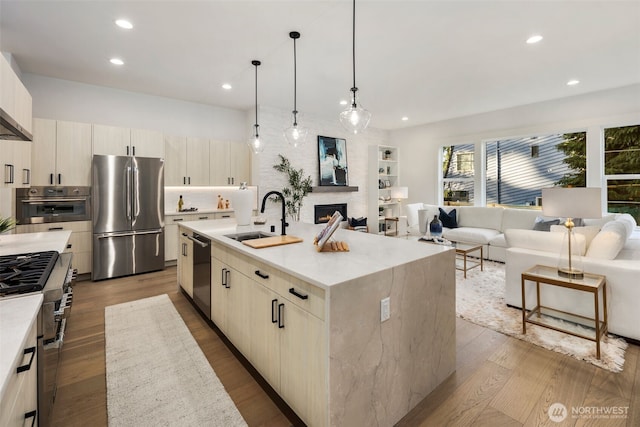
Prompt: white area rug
<box><xmin>105</xmin><ymin>294</ymin><xmax>247</xmax><ymax>427</ymax></box>
<box><xmin>456</xmin><ymin>261</ymin><xmax>627</xmax><ymax>373</ymax></box>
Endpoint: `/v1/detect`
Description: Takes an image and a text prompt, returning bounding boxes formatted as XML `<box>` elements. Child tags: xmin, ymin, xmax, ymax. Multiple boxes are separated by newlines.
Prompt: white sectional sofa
<box><xmin>504</xmin><ymin>214</ymin><xmax>640</xmax><ymax>341</ymax></box>
<box><xmin>405</xmin><ymin>204</ymin><xmax>541</xmax><ymax>262</ymax></box>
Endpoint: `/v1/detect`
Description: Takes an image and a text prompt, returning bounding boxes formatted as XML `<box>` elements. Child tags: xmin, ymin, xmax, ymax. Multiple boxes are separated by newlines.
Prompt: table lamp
<box><xmin>542</xmin><ymin>187</ymin><xmax>602</xmax><ymax>279</ymax></box>
<box><xmin>390</xmin><ymin>186</ymin><xmax>409</xmax><ymax>203</ymax></box>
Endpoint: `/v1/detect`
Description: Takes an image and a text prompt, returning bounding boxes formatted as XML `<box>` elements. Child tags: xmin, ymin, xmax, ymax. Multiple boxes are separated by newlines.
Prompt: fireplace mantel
<box><xmin>311</xmin><ymin>186</ymin><xmax>359</xmax><ymax>193</ymax></box>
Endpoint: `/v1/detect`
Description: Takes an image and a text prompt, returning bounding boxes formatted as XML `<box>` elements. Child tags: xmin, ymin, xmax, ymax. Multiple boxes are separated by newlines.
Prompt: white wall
<box><xmin>22</xmin><ymin>73</ymin><xmax>390</xmax><ymax>224</ymax></box>
<box><xmin>23</xmin><ymin>73</ymin><xmax>247</xmax><ymax>141</ymax></box>
<box><xmin>391</xmin><ymin>84</ymin><xmax>640</xmax><ymax>205</ymax></box>
<box><xmin>253</xmin><ymin>105</ymin><xmax>389</xmax><ymax>223</ymax></box>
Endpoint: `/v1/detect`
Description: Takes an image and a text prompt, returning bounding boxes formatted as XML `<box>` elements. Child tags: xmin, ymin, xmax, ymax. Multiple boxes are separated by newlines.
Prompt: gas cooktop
<box><xmin>0</xmin><ymin>251</ymin><xmax>59</xmax><ymax>296</ymax></box>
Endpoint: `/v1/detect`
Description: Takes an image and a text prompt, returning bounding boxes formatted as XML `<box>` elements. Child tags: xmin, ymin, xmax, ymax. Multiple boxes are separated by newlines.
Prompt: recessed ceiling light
<box><xmin>567</xmin><ymin>79</ymin><xmax>580</xmax><ymax>86</ymax></box>
<box><xmin>222</xmin><ymin>83</ymin><xmax>232</xmax><ymax>90</ymax></box>
<box><xmin>401</xmin><ymin>117</ymin><xmax>409</xmax><ymax>121</ymax></box>
<box><xmin>339</xmin><ymin>100</ymin><xmax>348</xmax><ymax>106</ymax></box>
<box><xmin>526</xmin><ymin>35</ymin><xmax>543</xmax><ymax>44</ymax></box>
<box><xmin>115</xmin><ymin>19</ymin><xmax>133</xmax><ymax>30</ymax></box>
<box><xmin>110</xmin><ymin>58</ymin><xmax>124</xmax><ymax>65</ymax></box>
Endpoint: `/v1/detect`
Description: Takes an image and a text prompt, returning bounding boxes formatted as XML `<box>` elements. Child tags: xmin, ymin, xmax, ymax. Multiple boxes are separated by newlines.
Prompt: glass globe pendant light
<box><xmin>339</xmin><ymin>0</ymin><xmax>371</xmax><ymax>134</ymax></box>
<box><xmin>248</xmin><ymin>60</ymin><xmax>265</xmax><ymax>154</ymax></box>
<box><xmin>284</xmin><ymin>31</ymin><xmax>308</xmax><ymax>147</ymax></box>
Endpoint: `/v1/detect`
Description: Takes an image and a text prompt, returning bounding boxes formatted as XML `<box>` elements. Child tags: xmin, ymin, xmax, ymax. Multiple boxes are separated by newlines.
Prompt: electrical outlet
<box><xmin>380</xmin><ymin>297</ymin><xmax>390</xmax><ymax>322</ymax></box>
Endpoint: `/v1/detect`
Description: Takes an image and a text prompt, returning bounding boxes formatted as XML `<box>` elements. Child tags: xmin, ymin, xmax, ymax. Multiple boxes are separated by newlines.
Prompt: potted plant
<box><xmin>272</xmin><ymin>154</ymin><xmax>312</xmax><ymax>221</ymax></box>
<box><xmin>0</xmin><ymin>216</ymin><xmax>16</xmax><ymax>234</ymax></box>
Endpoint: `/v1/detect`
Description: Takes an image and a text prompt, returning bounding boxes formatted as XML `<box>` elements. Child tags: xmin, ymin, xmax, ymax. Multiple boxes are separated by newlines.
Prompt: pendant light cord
<box><xmin>254</xmin><ymin>61</ymin><xmax>259</xmax><ymax>137</ymax></box>
<box><xmin>293</xmin><ymin>35</ymin><xmax>298</xmax><ymax>125</ymax></box>
<box><xmin>351</xmin><ymin>0</ymin><xmax>358</xmax><ymax>107</ymax></box>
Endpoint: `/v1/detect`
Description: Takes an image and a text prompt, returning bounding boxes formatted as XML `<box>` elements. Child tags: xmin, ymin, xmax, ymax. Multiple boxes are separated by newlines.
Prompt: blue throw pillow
<box><xmin>439</xmin><ymin>208</ymin><xmax>458</xmax><ymax>228</ymax></box>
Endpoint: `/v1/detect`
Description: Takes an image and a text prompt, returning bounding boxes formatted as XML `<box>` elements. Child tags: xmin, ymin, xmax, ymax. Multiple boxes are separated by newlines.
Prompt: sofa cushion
<box><xmin>550</xmin><ymin>225</ymin><xmax>600</xmax><ymax>249</ymax></box>
<box><xmin>505</xmin><ymin>229</ymin><xmax>586</xmax><ymax>255</ymax></box>
<box><xmin>439</xmin><ymin>208</ymin><xmax>458</xmax><ymax>228</ymax></box>
<box><xmin>444</xmin><ymin>227</ymin><xmax>501</xmax><ymax>245</ymax></box>
<box><xmin>500</xmin><ymin>208</ymin><xmax>539</xmax><ymax>232</ymax></box>
<box><xmin>585</xmin><ymin>221</ymin><xmax>627</xmax><ymax>260</ymax></box>
<box><xmin>615</xmin><ymin>214</ymin><xmax>637</xmax><ymax>239</ymax></box>
<box><xmin>533</xmin><ymin>216</ymin><xmax>560</xmax><ymax>231</ymax></box>
<box><xmin>583</xmin><ymin>214</ymin><xmax>616</xmax><ymax>228</ymax></box>
<box><xmin>457</xmin><ymin>206</ymin><xmax>503</xmax><ymax>230</ymax></box>
<box><xmin>488</xmin><ymin>233</ymin><xmax>507</xmax><ymax>248</ymax></box>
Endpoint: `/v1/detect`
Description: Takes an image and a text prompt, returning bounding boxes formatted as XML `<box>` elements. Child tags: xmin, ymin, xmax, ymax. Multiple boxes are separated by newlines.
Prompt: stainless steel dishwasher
<box><xmin>189</xmin><ymin>232</ymin><xmax>211</xmax><ymax>318</ymax></box>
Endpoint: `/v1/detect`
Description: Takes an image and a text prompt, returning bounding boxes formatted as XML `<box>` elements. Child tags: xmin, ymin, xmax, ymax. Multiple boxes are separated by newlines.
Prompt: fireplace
<box><xmin>314</xmin><ymin>203</ymin><xmax>347</xmax><ymax>224</ymax></box>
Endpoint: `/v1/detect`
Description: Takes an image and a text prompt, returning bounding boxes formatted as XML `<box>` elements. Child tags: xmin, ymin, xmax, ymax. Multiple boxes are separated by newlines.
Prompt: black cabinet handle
<box><xmin>271</xmin><ymin>299</ymin><xmax>278</xmax><ymax>323</ymax></box>
<box><xmin>50</xmin><ymin>173</ymin><xmax>54</xmax><ymax>185</ymax></box>
<box><xmin>126</xmin><ymin>145</ymin><xmax>129</xmax><ymax>156</ymax></box>
<box><xmin>17</xmin><ymin>346</ymin><xmax>36</xmax><ymax>373</ymax></box>
<box><xmin>48</xmin><ymin>227</ymin><xmax>64</xmax><ymax>231</ymax></box>
<box><xmin>174</xmin><ymin>218</ymin><xmax>184</xmax><ymax>222</ymax></box>
<box><xmin>198</xmin><ymin>216</ymin><xmax>209</xmax><ymax>220</ymax></box>
<box><xmin>255</xmin><ymin>270</ymin><xmax>269</xmax><ymax>279</ymax></box>
<box><xmin>289</xmin><ymin>288</ymin><xmax>308</xmax><ymax>300</ymax></box>
<box><xmin>67</xmin><ymin>244</ymin><xmax>72</xmax><ymax>249</ymax></box>
<box><xmin>221</xmin><ymin>268</ymin><xmax>227</xmax><ymax>287</ymax></box>
<box><xmin>57</xmin><ymin>173</ymin><xmax>62</xmax><ymax>184</ymax></box>
<box><xmin>224</xmin><ymin>269</ymin><xmax>230</xmax><ymax>288</ymax></box>
<box><xmin>24</xmin><ymin>410</ymin><xmax>37</xmax><ymax>427</ymax></box>
<box><xmin>221</xmin><ymin>215</ymin><xmax>231</xmax><ymax>218</ymax></box>
<box><xmin>188</xmin><ymin>177</ymin><xmax>191</xmax><ymax>185</ymax></box>
<box><xmin>278</xmin><ymin>303</ymin><xmax>285</xmax><ymax>328</ymax></box>
<box><xmin>4</xmin><ymin>164</ymin><xmax>14</xmax><ymax>184</ymax></box>
<box><xmin>183</xmin><ymin>177</ymin><xmax>186</xmax><ymax>185</ymax></box>
<box><xmin>132</xmin><ymin>146</ymin><xmax>136</xmax><ymax>156</ymax></box>
<box><xmin>22</xmin><ymin>168</ymin><xmax>30</xmax><ymax>185</ymax></box>
<box><xmin>181</xmin><ymin>242</ymin><xmax>187</xmax><ymax>256</ymax></box>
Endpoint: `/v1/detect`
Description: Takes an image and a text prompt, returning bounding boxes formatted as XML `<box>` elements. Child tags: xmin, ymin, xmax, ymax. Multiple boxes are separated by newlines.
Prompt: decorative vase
<box><xmin>429</xmin><ymin>215</ymin><xmax>443</xmax><ymax>238</ymax></box>
<box><xmin>231</xmin><ymin>182</ymin><xmax>253</xmax><ymax>226</ymax></box>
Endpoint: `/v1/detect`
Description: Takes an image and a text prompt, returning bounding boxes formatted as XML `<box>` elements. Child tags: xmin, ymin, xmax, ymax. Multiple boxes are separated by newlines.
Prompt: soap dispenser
<box><xmin>178</xmin><ymin>195</ymin><xmax>184</xmax><ymax>212</ymax></box>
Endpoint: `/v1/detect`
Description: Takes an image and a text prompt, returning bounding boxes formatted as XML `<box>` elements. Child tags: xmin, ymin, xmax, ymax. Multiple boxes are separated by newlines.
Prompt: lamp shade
<box><xmin>542</xmin><ymin>187</ymin><xmax>602</xmax><ymax>219</ymax></box>
<box><xmin>390</xmin><ymin>186</ymin><xmax>408</xmax><ymax>200</ymax></box>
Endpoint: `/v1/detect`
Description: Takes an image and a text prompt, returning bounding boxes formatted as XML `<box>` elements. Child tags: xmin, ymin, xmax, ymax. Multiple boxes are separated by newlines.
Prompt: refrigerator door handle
<box><xmin>133</xmin><ymin>166</ymin><xmax>140</xmax><ymax>219</ymax></box>
<box><xmin>96</xmin><ymin>229</ymin><xmax>163</xmax><ymax>239</ymax></box>
<box><xmin>126</xmin><ymin>166</ymin><xmax>132</xmax><ymax>220</ymax></box>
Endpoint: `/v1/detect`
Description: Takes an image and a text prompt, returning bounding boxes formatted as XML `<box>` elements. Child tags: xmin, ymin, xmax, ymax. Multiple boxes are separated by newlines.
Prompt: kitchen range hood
<box><xmin>0</xmin><ymin>106</ymin><xmax>32</xmax><ymax>141</ymax></box>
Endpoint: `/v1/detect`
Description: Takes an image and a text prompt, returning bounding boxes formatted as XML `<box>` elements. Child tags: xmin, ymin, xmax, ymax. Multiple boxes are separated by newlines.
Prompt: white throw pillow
<box><xmin>615</xmin><ymin>214</ymin><xmax>636</xmax><ymax>239</ymax></box>
<box><xmin>585</xmin><ymin>221</ymin><xmax>627</xmax><ymax>260</ymax></box>
<box><xmin>404</xmin><ymin>203</ymin><xmax>424</xmax><ymax>229</ymax></box>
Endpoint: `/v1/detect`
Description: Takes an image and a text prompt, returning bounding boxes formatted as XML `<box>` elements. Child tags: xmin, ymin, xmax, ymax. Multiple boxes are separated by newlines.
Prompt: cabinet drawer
<box><xmin>281</xmin><ymin>276</ymin><xmax>325</xmax><ymax>321</ymax></box>
<box><xmin>17</xmin><ymin>220</ymin><xmax>91</xmax><ymax>233</ymax></box>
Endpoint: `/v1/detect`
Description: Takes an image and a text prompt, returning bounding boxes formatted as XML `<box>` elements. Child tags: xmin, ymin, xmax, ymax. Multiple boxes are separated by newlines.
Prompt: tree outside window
<box><xmin>442</xmin><ymin>144</ymin><xmax>474</xmax><ymax>205</ymax></box>
<box><xmin>603</xmin><ymin>125</ymin><xmax>640</xmax><ymax>222</ymax></box>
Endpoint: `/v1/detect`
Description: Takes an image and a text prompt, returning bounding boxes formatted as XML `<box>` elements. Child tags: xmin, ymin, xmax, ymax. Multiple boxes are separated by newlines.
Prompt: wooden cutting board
<box><xmin>242</xmin><ymin>235</ymin><xmax>304</xmax><ymax>249</ymax></box>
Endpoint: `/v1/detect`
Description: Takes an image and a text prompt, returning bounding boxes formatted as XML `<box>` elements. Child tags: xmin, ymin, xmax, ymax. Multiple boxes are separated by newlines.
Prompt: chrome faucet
<box><xmin>261</xmin><ymin>191</ymin><xmax>288</xmax><ymax>236</ymax></box>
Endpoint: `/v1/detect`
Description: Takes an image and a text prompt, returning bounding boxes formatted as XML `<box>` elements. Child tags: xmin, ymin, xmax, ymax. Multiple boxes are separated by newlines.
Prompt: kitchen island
<box><xmin>178</xmin><ymin>219</ymin><xmax>456</xmax><ymax>427</ymax></box>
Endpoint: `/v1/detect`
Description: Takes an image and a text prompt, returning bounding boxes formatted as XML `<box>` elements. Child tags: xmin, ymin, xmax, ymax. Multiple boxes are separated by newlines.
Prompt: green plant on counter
<box><xmin>272</xmin><ymin>154</ymin><xmax>312</xmax><ymax>222</ymax></box>
<box><xmin>0</xmin><ymin>216</ymin><xmax>16</xmax><ymax>234</ymax></box>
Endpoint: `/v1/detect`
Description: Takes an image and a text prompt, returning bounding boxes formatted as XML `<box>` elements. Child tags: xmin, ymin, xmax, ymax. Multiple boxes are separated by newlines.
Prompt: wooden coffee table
<box><xmin>452</xmin><ymin>242</ymin><xmax>483</xmax><ymax>278</ymax></box>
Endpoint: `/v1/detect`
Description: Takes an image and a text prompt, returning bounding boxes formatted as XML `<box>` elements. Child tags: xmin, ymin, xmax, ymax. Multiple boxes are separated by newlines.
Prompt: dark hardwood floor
<box><xmin>51</xmin><ymin>267</ymin><xmax>640</xmax><ymax>427</ymax></box>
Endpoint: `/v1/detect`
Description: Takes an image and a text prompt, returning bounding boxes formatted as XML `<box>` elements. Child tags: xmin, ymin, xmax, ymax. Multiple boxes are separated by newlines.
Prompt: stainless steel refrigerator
<box><xmin>92</xmin><ymin>155</ymin><xmax>165</xmax><ymax>281</ymax></box>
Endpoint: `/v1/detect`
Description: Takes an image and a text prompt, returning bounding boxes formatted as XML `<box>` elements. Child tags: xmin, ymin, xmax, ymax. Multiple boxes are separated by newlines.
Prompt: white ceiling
<box><xmin>1</xmin><ymin>1</ymin><xmax>639</xmax><ymax>131</ymax></box>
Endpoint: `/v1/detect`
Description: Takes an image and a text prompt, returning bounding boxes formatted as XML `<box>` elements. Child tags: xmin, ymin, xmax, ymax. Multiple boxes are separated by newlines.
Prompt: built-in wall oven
<box><xmin>16</xmin><ymin>186</ymin><xmax>91</xmax><ymax>224</ymax></box>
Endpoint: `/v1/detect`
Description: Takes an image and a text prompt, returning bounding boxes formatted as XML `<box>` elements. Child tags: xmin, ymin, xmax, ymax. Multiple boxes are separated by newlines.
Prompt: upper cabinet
<box><xmin>0</xmin><ymin>53</ymin><xmax>32</xmax><ymax>137</ymax></box>
<box><xmin>210</xmin><ymin>140</ymin><xmax>251</xmax><ymax>186</ymax></box>
<box><xmin>164</xmin><ymin>135</ymin><xmax>209</xmax><ymax>186</ymax></box>
<box><xmin>0</xmin><ymin>139</ymin><xmax>31</xmax><ymax>188</ymax></box>
<box><xmin>93</xmin><ymin>124</ymin><xmax>164</xmax><ymax>158</ymax></box>
<box><xmin>31</xmin><ymin>118</ymin><xmax>92</xmax><ymax>186</ymax></box>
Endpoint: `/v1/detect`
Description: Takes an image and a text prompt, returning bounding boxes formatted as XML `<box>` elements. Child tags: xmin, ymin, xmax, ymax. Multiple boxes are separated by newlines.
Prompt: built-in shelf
<box><xmin>311</xmin><ymin>186</ymin><xmax>359</xmax><ymax>193</ymax></box>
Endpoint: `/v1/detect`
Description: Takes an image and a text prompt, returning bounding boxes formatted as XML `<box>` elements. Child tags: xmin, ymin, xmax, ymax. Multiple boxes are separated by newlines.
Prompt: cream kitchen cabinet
<box><xmin>177</xmin><ymin>231</ymin><xmax>193</xmax><ymax>297</ymax></box>
<box><xmin>210</xmin><ymin>241</ymin><xmax>326</xmax><ymax>427</ymax></box>
<box><xmin>16</xmin><ymin>221</ymin><xmax>92</xmax><ymax>275</ymax></box>
<box><xmin>0</xmin><ymin>303</ymin><xmax>38</xmax><ymax>427</ymax></box>
<box><xmin>165</xmin><ymin>212</ymin><xmax>231</xmax><ymax>262</ymax></box>
<box><xmin>164</xmin><ymin>135</ymin><xmax>209</xmax><ymax>186</ymax></box>
<box><xmin>209</xmin><ymin>140</ymin><xmax>251</xmax><ymax>185</ymax></box>
<box><xmin>0</xmin><ymin>53</ymin><xmax>32</xmax><ymax>137</ymax></box>
<box><xmin>93</xmin><ymin>124</ymin><xmax>164</xmax><ymax>158</ymax></box>
<box><xmin>31</xmin><ymin>118</ymin><xmax>92</xmax><ymax>186</ymax></box>
<box><xmin>0</xmin><ymin>139</ymin><xmax>31</xmax><ymax>188</ymax></box>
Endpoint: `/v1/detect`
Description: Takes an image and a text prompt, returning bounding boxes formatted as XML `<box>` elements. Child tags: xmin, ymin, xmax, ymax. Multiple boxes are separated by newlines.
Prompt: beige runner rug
<box><xmin>105</xmin><ymin>294</ymin><xmax>247</xmax><ymax>427</ymax></box>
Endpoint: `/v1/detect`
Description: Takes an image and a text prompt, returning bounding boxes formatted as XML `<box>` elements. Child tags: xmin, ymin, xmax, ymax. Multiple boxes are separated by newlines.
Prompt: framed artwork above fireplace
<box><xmin>318</xmin><ymin>135</ymin><xmax>349</xmax><ymax>186</ymax></box>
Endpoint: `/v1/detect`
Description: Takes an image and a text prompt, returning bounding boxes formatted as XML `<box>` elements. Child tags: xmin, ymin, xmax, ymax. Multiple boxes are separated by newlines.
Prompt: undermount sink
<box><xmin>224</xmin><ymin>231</ymin><xmax>275</xmax><ymax>242</ymax></box>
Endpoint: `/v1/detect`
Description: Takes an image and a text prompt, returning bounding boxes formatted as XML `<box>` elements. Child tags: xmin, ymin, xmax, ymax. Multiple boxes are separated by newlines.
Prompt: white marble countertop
<box><xmin>179</xmin><ymin>218</ymin><xmax>451</xmax><ymax>289</ymax></box>
<box><xmin>166</xmin><ymin>209</ymin><xmax>234</xmax><ymax>216</ymax></box>
<box><xmin>0</xmin><ymin>293</ymin><xmax>43</xmax><ymax>403</ymax></box>
<box><xmin>0</xmin><ymin>230</ymin><xmax>71</xmax><ymax>256</ymax></box>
